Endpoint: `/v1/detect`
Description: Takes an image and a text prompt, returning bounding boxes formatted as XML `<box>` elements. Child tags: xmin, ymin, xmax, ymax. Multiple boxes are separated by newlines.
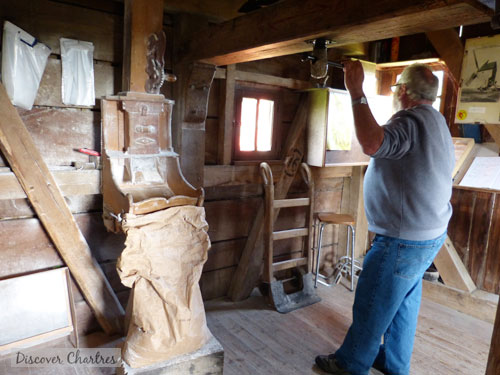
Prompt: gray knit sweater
<box><xmin>364</xmin><ymin>104</ymin><xmax>454</xmax><ymax>241</ymax></box>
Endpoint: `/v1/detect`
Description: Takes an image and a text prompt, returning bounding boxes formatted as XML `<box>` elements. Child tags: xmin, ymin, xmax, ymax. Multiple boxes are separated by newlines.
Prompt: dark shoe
<box><xmin>315</xmin><ymin>354</ymin><xmax>351</xmax><ymax>374</ymax></box>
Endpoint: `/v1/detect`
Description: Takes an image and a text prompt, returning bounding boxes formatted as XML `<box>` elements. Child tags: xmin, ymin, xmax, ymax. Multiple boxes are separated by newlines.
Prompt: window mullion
<box><xmin>255</xmin><ymin>99</ymin><xmax>260</xmax><ymax>152</ymax></box>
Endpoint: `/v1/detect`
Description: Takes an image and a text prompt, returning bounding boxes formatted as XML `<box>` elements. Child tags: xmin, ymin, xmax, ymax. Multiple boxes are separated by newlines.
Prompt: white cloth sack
<box><xmin>1</xmin><ymin>21</ymin><xmax>51</xmax><ymax>110</ymax></box>
<box><xmin>60</xmin><ymin>38</ymin><xmax>95</xmax><ymax>106</ymax></box>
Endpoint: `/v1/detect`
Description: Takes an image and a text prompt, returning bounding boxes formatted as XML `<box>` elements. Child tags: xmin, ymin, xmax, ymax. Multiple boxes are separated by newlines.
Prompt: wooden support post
<box><xmin>486</xmin><ymin>304</ymin><xmax>500</xmax><ymax>374</ymax></box>
<box><xmin>122</xmin><ymin>0</ymin><xmax>165</xmax><ymax>92</ymax></box>
<box><xmin>178</xmin><ymin>63</ymin><xmax>216</xmax><ymax>187</ymax></box>
<box><xmin>426</xmin><ymin>29</ymin><xmax>464</xmax><ymax>80</ymax></box>
<box><xmin>218</xmin><ymin>64</ymin><xmax>236</xmax><ymax>165</ymax></box>
<box><xmin>229</xmin><ymin>96</ymin><xmax>308</xmax><ymax>301</ymax></box>
<box><xmin>0</xmin><ymin>83</ymin><xmax>124</xmax><ymax>335</ymax></box>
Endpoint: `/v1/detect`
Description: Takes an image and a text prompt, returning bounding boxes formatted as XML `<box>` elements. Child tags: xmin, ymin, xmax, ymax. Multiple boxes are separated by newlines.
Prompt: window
<box><xmin>377</xmin><ymin>58</ymin><xmax>448</xmax><ymax>115</ymax></box>
<box><xmin>234</xmin><ymin>88</ymin><xmax>281</xmax><ymax>161</ymax></box>
<box><xmin>395</xmin><ymin>68</ymin><xmax>444</xmax><ymax>112</ymax></box>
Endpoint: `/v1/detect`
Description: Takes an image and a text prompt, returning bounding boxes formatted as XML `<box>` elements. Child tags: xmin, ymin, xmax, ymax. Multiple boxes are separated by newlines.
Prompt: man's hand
<box><xmin>343</xmin><ymin>59</ymin><xmax>364</xmax><ymax>98</ymax></box>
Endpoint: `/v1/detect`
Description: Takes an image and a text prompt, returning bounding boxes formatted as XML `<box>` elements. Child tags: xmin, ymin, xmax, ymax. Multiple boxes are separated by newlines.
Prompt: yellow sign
<box><xmin>457</xmin><ymin>110</ymin><xmax>468</xmax><ymax>121</ymax></box>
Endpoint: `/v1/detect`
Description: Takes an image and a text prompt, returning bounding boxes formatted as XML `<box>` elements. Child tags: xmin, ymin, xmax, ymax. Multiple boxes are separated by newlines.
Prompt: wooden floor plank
<box><xmin>206</xmin><ymin>283</ymin><xmax>493</xmax><ymax>375</ymax></box>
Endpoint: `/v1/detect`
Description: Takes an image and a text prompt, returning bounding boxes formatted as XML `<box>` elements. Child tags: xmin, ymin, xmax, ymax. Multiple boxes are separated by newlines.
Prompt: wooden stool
<box><xmin>314</xmin><ymin>213</ymin><xmax>362</xmax><ymax>291</ymax></box>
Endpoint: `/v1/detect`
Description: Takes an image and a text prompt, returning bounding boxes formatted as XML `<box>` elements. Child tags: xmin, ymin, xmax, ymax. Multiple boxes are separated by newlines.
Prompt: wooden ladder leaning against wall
<box><xmin>260</xmin><ymin>162</ymin><xmax>321</xmax><ymax>313</ymax></box>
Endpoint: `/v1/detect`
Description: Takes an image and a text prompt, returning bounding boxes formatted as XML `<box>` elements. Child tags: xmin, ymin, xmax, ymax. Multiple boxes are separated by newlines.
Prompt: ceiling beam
<box><xmin>177</xmin><ymin>0</ymin><xmax>492</xmax><ymax>66</ymax></box>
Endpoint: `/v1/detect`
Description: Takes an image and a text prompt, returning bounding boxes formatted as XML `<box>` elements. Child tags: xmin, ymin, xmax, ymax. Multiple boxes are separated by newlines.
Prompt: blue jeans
<box><xmin>334</xmin><ymin>232</ymin><xmax>447</xmax><ymax>375</ymax></box>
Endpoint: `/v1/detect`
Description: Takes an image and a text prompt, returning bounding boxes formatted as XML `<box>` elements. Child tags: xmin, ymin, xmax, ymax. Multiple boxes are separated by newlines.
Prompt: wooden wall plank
<box><xmin>205</xmin><ymin>184</ymin><xmax>263</xmax><ymax>201</ymax></box>
<box><xmin>205</xmin><ymin>198</ymin><xmax>260</xmax><ymax>242</ymax></box>
<box><xmin>203</xmin><ymin>164</ymin><xmax>283</xmax><ymax>187</ymax></box>
<box><xmin>15</xmin><ymin>107</ymin><xmax>100</xmax><ymax>167</ymax></box>
<box><xmin>448</xmin><ymin>188</ymin><xmax>475</xmax><ymax>260</ymax></box>
<box><xmin>468</xmin><ymin>191</ymin><xmax>493</xmax><ymax>289</ymax></box>
<box><xmin>483</xmin><ymin>195</ymin><xmax>500</xmax><ymax>293</ymax></box>
<box><xmin>0</xmin><ymin>195</ymin><xmax>102</xmax><ymax>220</ymax></box>
<box><xmin>200</xmin><ymin>267</ymin><xmax>235</xmax><ymax>301</ymax></box>
<box><xmin>0</xmin><ymin>169</ymin><xmax>100</xmax><ymax>200</ymax></box>
<box><xmin>204</xmin><ymin>239</ymin><xmax>246</xmax><ymax>273</ymax></box>
<box><xmin>34</xmin><ymin>57</ymin><xmax>118</xmax><ymax>108</ymax></box>
<box><xmin>0</xmin><ymin>0</ymin><xmax>123</xmax><ymax>63</ymax></box>
<box><xmin>0</xmin><ymin>213</ymin><xmax>124</xmax><ymax>279</ymax></box>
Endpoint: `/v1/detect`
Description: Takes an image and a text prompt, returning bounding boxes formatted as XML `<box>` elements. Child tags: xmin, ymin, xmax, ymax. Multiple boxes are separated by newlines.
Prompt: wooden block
<box><xmin>118</xmin><ymin>335</ymin><xmax>224</xmax><ymax>375</ymax></box>
<box><xmin>433</xmin><ymin>236</ymin><xmax>476</xmax><ymax>293</ymax></box>
<box><xmin>0</xmin><ymin>83</ymin><xmax>124</xmax><ymax>335</ymax></box>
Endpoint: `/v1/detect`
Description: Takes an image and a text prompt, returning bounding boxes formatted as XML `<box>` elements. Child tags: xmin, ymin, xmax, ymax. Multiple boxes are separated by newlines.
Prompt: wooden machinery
<box><xmin>101</xmin><ymin>92</ymin><xmax>204</xmax><ymax>232</ymax></box>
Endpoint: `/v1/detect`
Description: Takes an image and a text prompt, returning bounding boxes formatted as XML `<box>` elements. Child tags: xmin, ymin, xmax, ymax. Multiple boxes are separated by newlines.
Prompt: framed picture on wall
<box><xmin>456</xmin><ymin>34</ymin><xmax>500</xmax><ymax>124</ymax></box>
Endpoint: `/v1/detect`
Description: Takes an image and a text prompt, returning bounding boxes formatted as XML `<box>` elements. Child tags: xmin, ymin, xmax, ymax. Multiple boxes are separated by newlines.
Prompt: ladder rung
<box><xmin>272</xmin><ymin>257</ymin><xmax>308</xmax><ymax>272</ymax></box>
<box><xmin>272</xmin><ymin>228</ymin><xmax>308</xmax><ymax>240</ymax></box>
<box><xmin>274</xmin><ymin>198</ymin><xmax>310</xmax><ymax>208</ymax></box>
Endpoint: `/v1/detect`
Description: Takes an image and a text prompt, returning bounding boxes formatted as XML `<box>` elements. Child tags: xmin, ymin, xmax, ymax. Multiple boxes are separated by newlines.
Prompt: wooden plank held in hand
<box><xmin>229</xmin><ymin>95</ymin><xmax>308</xmax><ymax>301</ymax></box>
<box><xmin>0</xmin><ymin>83</ymin><xmax>124</xmax><ymax>335</ymax></box>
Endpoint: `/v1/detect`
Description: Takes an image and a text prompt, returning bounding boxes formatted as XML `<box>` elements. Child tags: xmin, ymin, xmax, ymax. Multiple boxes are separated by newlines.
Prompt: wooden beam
<box><xmin>0</xmin><ymin>83</ymin><xmax>124</xmax><ymax>335</ymax></box>
<box><xmin>178</xmin><ymin>0</ymin><xmax>492</xmax><ymax>65</ymax></box>
<box><xmin>234</xmin><ymin>71</ymin><xmax>311</xmax><ymax>90</ymax></box>
<box><xmin>122</xmin><ymin>0</ymin><xmax>164</xmax><ymax>92</ymax></box>
<box><xmin>486</xmin><ymin>304</ymin><xmax>500</xmax><ymax>375</ymax></box>
<box><xmin>422</xmin><ymin>280</ymin><xmax>498</xmax><ymax>324</ymax></box>
<box><xmin>426</xmin><ymin>28</ymin><xmax>464</xmax><ymax>80</ymax></box>
<box><xmin>218</xmin><ymin>64</ymin><xmax>236</xmax><ymax>165</ymax></box>
<box><xmin>228</xmin><ymin>96</ymin><xmax>308</xmax><ymax>301</ymax></box>
<box><xmin>433</xmin><ymin>236</ymin><xmax>477</xmax><ymax>292</ymax></box>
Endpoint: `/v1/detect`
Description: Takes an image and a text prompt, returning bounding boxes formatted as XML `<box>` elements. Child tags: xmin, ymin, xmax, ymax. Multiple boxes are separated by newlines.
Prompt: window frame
<box><xmin>233</xmin><ymin>86</ymin><xmax>282</xmax><ymax>162</ymax></box>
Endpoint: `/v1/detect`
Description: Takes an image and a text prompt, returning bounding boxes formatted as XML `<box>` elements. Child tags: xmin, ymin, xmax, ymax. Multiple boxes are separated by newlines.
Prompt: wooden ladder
<box><xmin>260</xmin><ymin>162</ymin><xmax>320</xmax><ymax>313</ymax></box>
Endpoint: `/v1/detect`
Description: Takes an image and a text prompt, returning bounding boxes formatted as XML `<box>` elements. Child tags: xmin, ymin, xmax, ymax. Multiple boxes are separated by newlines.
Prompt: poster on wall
<box><xmin>456</xmin><ymin>34</ymin><xmax>500</xmax><ymax>124</ymax></box>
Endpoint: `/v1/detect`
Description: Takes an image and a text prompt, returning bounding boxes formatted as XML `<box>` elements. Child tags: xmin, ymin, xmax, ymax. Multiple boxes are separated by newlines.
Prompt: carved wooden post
<box><xmin>122</xmin><ymin>0</ymin><xmax>165</xmax><ymax>93</ymax></box>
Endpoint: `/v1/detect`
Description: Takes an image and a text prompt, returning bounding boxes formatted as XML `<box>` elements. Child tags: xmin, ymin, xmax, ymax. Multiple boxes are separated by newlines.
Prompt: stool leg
<box><xmin>315</xmin><ymin>222</ymin><xmax>325</xmax><ymax>288</ymax></box>
<box><xmin>349</xmin><ymin>224</ymin><xmax>356</xmax><ymax>292</ymax></box>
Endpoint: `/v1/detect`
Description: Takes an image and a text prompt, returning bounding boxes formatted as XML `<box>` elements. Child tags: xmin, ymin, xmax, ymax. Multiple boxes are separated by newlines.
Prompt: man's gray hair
<box><xmin>399</xmin><ymin>63</ymin><xmax>439</xmax><ymax>102</ymax></box>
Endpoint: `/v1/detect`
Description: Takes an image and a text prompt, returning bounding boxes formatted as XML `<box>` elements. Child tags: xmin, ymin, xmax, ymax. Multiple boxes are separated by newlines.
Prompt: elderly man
<box><xmin>315</xmin><ymin>61</ymin><xmax>454</xmax><ymax>375</ymax></box>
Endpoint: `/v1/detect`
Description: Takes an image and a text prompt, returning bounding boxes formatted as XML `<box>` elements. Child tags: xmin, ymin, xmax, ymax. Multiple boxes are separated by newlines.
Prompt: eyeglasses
<box><xmin>390</xmin><ymin>83</ymin><xmax>403</xmax><ymax>93</ymax></box>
